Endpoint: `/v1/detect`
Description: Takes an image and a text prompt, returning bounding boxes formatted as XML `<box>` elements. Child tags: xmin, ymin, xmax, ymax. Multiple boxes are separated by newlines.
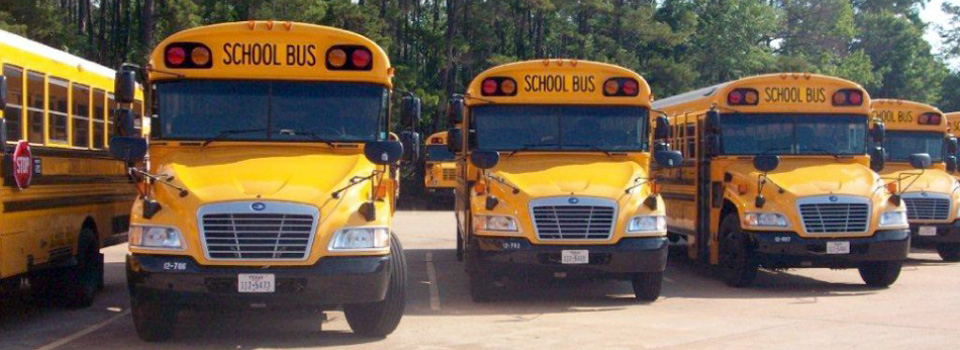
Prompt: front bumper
<box><xmin>747</xmin><ymin>229</ymin><xmax>910</xmax><ymax>268</ymax></box>
<box><xmin>909</xmin><ymin>221</ymin><xmax>960</xmax><ymax>244</ymax></box>
<box><xmin>469</xmin><ymin>236</ymin><xmax>668</xmax><ymax>279</ymax></box>
<box><xmin>126</xmin><ymin>253</ymin><xmax>390</xmax><ymax>309</ymax></box>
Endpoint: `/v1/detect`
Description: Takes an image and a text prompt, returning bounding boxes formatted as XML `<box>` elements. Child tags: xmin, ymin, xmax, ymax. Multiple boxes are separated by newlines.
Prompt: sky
<box><xmin>921</xmin><ymin>0</ymin><xmax>959</xmax><ymax>69</ymax></box>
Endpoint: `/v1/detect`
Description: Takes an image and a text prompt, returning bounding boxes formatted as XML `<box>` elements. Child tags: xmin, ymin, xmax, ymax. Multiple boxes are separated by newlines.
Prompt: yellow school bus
<box><xmin>423</xmin><ymin>131</ymin><xmax>456</xmax><ymax>194</ymax></box>
<box><xmin>108</xmin><ymin>21</ymin><xmax>418</xmax><ymax>341</ymax></box>
<box><xmin>948</xmin><ymin>112</ymin><xmax>960</xmax><ymax>165</ymax></box>
<box><xmin>871</xmin><ymin>100</ymin><xmax>960</xmax><ymax>261</ymax></box>
<box><xmin>447</xmin><ymin>59</ymin><xmax>682</xmax><ymax>302</ymax></box>
<box><xmin>0</xmin><ymin>29</ymin><xmax>144</xmax><ymax>306</ymax></box>
<box><xmin>653</xmin><ymin>73</ymin><xmax>910</xmax><ymax>287</ymax></box>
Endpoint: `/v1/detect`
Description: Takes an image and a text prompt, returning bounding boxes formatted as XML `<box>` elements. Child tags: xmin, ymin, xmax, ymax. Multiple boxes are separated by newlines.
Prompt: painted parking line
<box><xmin>426</xmin><ymin>252</ymin><xmax>441</xmax><ymax>311</ymax></box>
<box><xmin>33</xmin><ymin>310</ymin><xmax>130</xmax><ymax>350</ymax></box>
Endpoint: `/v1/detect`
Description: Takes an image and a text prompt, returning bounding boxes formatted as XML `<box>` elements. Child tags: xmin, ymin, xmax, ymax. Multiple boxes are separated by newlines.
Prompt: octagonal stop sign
<box><xmin>12</xmin><ymin>140</ymin><xmax>33</xmax><ymax>190</ymax></box>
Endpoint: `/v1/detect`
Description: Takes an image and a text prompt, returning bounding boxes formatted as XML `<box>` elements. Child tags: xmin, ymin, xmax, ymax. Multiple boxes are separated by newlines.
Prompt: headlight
<box><xmin>329</xmin><ymin>227</ymin><xmax>390</xmax><ymax>251</ymax></box>
<box><xmin>130</xmin><ymin>225</ymin><xmax>184</xmax><ymax>250</ymax></box>
<box><xmin>743</xmin><ymin>212</ymin><xmax>788</xmax><ymax>228</ymax></box>
<box><xmin>879</xmin><ymin>211</ymin><xmax>908</xmax><ymax>228</ymax></box>
<box><xmin>627</xmin><ymin>215</ymin><xmax>666</xmax><ymax>233</ymax></box>
<box><xmin>477</xmin><ymin>215</ymin><xmax>519</xmax><ymax>232</ymax></box>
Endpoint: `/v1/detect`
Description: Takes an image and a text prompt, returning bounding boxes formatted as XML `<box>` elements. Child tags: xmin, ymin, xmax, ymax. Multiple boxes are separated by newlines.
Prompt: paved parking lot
<box><xmin>2</xmin><ymin>210</ymin><xmax>959</xmax><ymax>350</ymax></box>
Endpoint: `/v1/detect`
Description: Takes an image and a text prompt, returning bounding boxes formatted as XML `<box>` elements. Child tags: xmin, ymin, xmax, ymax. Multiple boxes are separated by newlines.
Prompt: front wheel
<box><xmin>936</xmin><ymin>243</ymin><xmax>960</xmax><ymax>262</ymax></box>
<box><xmin>718</xmin><ymin>214</ymin><xmax>758</xmax><ymax>288</ymax></box>
<box><xmin>632</xmin><ymin>272</ymin><xmax>663</xmax><ymax>301</ymax></box>
<box><xmin>858</xmin><ymin>261</ymin><xmax>902</xmax><ymax>287</ymax></box>
<box><xmin>131</xmin><ymin>292</ymin><xmax>177</xmax><ymax>342</ymax></box>
<box><xmin>344</xmin><ymin>233</ymin><xmax>407</xmax><ymax>338</ymax></box>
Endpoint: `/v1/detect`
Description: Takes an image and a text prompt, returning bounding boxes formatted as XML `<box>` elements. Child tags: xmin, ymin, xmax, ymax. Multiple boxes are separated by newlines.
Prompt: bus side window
<box><xmin>48</xmin><ymin>77</ymin><xmax>69</xmax><ymax>144</ymax></box>
<box><xmin>686</xmin><ymin>123</ymin><xmax>696</xmax><ymax>160</ymax></box>
<box><xmin>3</xmin><ymin>64</ymin><xmax>24</xmax><ymax>143</ymax></box>
<box><xmin>72</xmin><ymin>83</ymin><xmax>90</xmax><ymax>148</ymax></box>
<box><xmin>26</xmin><ymin>71</ymin><xmax>45</xmax><ymax>144</ymax></box>
<box><xmin>93</xmin><ymin>89</ymin><xmax>105</xmax><ymax>149</ymax></box>
<box><xmin>107</xmin><ymin>93</ymin><xmax>116</xmax><ymax>147</ymax></box>
<box><xmin>133</xmin><ymin>100</ymin><xmax>143</xmax><ymax>136</ymax></box>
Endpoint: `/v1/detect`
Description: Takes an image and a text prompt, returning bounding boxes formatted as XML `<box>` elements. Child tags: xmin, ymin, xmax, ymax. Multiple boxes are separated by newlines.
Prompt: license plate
<box><xmin>561</xmin><ymin>250</ymin><xmax>589</xmax><ymax>264</ymax></box>
<box><xmin>238</xmin><ymin>274</ymin><xmax>275</xmax><ymax>293</ymax></box>
<box><xmin>826</xmin><ymin>241</ymin><xmax>850</xmax><ymax>255</ymax></box>
<box><xmin>919</xmin><ymin>226</ymin><xmax>937</xmax><ymax>237</ymax></box>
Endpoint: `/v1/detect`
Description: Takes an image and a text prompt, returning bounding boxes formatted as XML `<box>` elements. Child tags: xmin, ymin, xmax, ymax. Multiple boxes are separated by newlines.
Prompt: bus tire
<box><xmin>718</xmin><ymin>214</ymin><xmax>758</xmax><ymax>288</ymax></box>
<box><xmin>936</xmin><ymin>243</ymin><xmax>960</xmax><ymax>262</ymax></box>
<box><xmin>455</xmin><ymin>226</ymin><xmax>464</xmax><ymax>262</ymax></box>
<box><xmin>59</xmin><ymin>228</ymin><xmax>103</xmax><ymax>308</ymax></box>
<box><xmin>131</xmin><ymin>292</ymin><xmax>177</xmax><ymax>342</ymax></box>
<box><xmin>344</xmin><ymin>233</ymin><xmax>406</xmax><ymax>338</ymax></box>
<box><xmin>632</xmin><ymin>271</ymin><xmax>663</xmax><ymax>301</ymax></box>
<box><xmin>858</xmin><ymin>261</ymin><xmax>902</xmax><ymax>287</ymax></box>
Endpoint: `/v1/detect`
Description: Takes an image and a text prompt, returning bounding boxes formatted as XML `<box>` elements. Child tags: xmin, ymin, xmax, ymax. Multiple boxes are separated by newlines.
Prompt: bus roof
<box><xmin>652</xmin><ymin>73</ymin><xmax>869</xmax><ymax>115</ymax></box>
<box><xmin>871</xmin><ymin>99</ymin><xmax>945</xmax><ymax>132</ymax></box>
<box><xmin>464</xmin><ymin>59</ymin><xmax>651</xmax><ymax>107</ymax></box>
<box><xmin>0</xmin><ymin>29</ymin><xmax>116</xmax><ymax>80</ymax></box>
<box><xmin>946</xmin><ymin>112</ymin><xmax>960</xmax><ymax>137</ymax></box>
<box><xmin>148</xmin><ymin>21</ymin><xmax>392</xmax><ymax>86</ymax></box>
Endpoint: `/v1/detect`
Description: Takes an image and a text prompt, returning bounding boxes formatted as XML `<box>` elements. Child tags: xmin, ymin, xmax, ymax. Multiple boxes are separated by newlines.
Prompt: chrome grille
<box><xmin>903</xmin><ymin>194</ymin><xmax>951</xmax><ymax>221</ymax></box>
<box><xmin>797</xmin><ymin>196</ymin><xmax>870</xmax><ymax>234</ymax></box>
<box><xmin>442</xmin><ymin>168</ymin><xmax>457</xmax><ymax>181</ymax></box>
<box><xmin>530</xmin><ymin>197</ymin><xmax>616</xmax><ymax>240</ymax></box>
<box><xmin>198</xmin><ymin>202</ymin><xmax>318</xmax><ymax>261</ymax></box>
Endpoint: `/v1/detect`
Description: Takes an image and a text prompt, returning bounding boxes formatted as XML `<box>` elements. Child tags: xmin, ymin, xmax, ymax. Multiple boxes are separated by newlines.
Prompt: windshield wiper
<box><xmin>565</xmin><ymin>144</ymin><xmax>613</xmax><ymax>156</ymax></box>
<box><xmin>276</xmin><ymin>129</ymin><xmax>336</xmax><ymax>148</ymax></box>
<box><xmin>802</xmin><ymin>146</ymin><xmax>847</xmax><ymax>159</ymax></box>
<box><xmin>507</xmin><ymin>143</ymin><xmax>557</xmax><ymax>158</ymax></box>
<box><xmin>201</xmin><ymin>128</ymin><xmax>267</xmax><ymax>147</ymax></box>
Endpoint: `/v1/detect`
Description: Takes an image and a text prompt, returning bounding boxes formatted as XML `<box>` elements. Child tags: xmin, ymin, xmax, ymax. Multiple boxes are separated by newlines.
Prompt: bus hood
<box><xmin>726</xmin><ymin>159</ymin><xmax>880</xmax><ymax>198</ymax></box>
<box><xmin>150</xmin><ymin>146</ymin><xmax>374</xmax><ymax>205</ymax></box>
<box><xmin>490</xmin><ymin>154</ymin><xmax>649</xmax><ymax>198</ymax></box>
<box><xmin>879</xmin><ymin>164</ymin><xmax>958</xmax><ymax>194</ymax></box>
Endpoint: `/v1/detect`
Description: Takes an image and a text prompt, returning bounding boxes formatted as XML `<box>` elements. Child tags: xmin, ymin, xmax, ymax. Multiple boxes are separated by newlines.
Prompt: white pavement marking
<box><xmin>425</xmin><ymin>252</ymin><xmax>441</xmax><ymax>311</ymax></box>
<box><xmin>33</xmin><ymin>310</ymin><xmax>130</xmax><ymax>350</ymax></box>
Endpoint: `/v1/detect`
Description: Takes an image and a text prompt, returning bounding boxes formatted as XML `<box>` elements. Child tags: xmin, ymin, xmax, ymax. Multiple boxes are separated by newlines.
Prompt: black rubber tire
<box><xmin>344</xmin><ymin>233</ymin><xmax>407</xmax><ymax>338</ymax></box>
<box><xmin>131</xmin><ymin>291</ymin><xmax>177</xmax><ymax>342</ymax></box>
<box><xmin>858</xmin><ymin>261</ymin><xmax>902</xmax><ymax>287</ymax></box>
<box><xmin>718</xmin><ymin>214</ymin><xmax>758</xmax><ymax>288</ymax></box>
<box><xmin>936</xmin><ymin>243</ymin><xmax>960</xmax><ymax>262</ymax></box>
<box><xmin>60</xmin><ymin>228</ymin><xmax>103</xmax><ymax>308</ymax></box>
<box><xmin>632</xmin><ymin>271</ymin><xmax>663</xmax><ymax>301</ymax></box>
<box><xmin>455</xmin><ymin>226</ymin><xmax>464</xmax><ymax>262</ymax></box>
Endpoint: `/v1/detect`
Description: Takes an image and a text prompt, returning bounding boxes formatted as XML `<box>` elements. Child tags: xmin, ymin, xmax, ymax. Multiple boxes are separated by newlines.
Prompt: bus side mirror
<box><xmin>0</xmin><ymin>75</ymin><xmax>7</xmax><ymax>107</ymax></box>
<box><xmin>447</xmin><ymin>96</ymin><xmax>464</xmax><ymax>125</ymax></box>
<box><xmin>753</xmin><ymin>154</ymin><xmax>780</xmax><ymax>172</ymax></box>
<box><xmin>654</xmin><ymin>150</ymin><xmax>683</xmax><ymax>168</ymax></box>
<box><xmin>869</xmin><ymin>147</ymin><xmax>885</xmax><ymax>172</ymax></box>
<box><xmin>447</xmin><ymin>128</ymin><xmax>463</xmax><ymax>153</ymax></box>
<box><xmin>870</xmin><ymin>122</ymin><xmax>885</xmax><ymax>143</ymax></box>
<box><xmin>115</xmin><ymin>69</ymin><xmax>137</xmax><ymax>104</ymax></box>
<box><xmin>947</xmin><ymin>156</ymin><xmax>958</xmax><ymax>173</ymax></box>
<box><xmin>398</xmin><ymin>131</ymin><xmax>419</xmax><ymax>163</ymax></box>
<box><xmin>706</xmin><ymin>110</ymin><xmax>721</xmax><ymax>132</ymax></box>
<box><xmin>364</xmin><ymin>140</ymin><xmax>404</xmax><ymax>165</ymax></box>
<box><xmin>400</xmin><ymin>94</ymin><xmax>421</xmax><ymax>130</ymax></box>
<box><xmin>114</xmin><ymin>108</ymin><xmax>138</xmax><ymax>137</ymax></box>
<box><xmin>909</xmin><ymin>153</ymin><xmax>932</xmax><ymax>170</ymax></box>
<box><xmin>470</xmin><ymin>149</ymin><xmax>500</xmax><ymax>169</ymax></box>
<box><xmin>654</xmin><ymin>115</ymin><xmax>670</xmax><ymax>140</ymax></box>
<box><xmin>947</xmin><ymin>137</ymin><xmax>958</xmax><ymax>155</ymax></box>
<box><xmin>109</xmin><ymin>136</ymin><xmax>147</xmax><ymax>163</ymax></box>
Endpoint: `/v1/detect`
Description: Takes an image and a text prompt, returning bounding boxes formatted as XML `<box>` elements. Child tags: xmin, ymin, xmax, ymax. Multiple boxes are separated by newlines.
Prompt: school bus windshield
<box><xmin>720</xmin><ymin>114</ymin><xmax>867</xmax><ymax>155</ymax></box>
<box><xmin>881</xmin><ymin>131</ymin><xmax>944</xmax><ymax>162</ymax></box>
<box><xmin>156</xmin><ymin>80</ymin><xmax>387</xmax><ymax>141</ymax></box>
<box><xmin>472</xmin><ymin>105</ymin><xmax>649</xmax><ymax>151</ymax></box>
<box><xmin>426</xmin><ymin>145</ymin><xmax>455</xmax><ymax>161</ymax></box>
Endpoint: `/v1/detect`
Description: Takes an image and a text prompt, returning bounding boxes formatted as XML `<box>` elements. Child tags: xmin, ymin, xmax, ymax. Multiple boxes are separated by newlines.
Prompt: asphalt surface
<box><xmin>2</xmin><ymin>210</ymin><xmax>959</xmax><ymax>350</ymax></box>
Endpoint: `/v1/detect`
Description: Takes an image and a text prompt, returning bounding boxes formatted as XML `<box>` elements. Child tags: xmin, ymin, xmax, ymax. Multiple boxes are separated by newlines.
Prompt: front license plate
<box><xmin>919</xmin><ymin>226</ymin><xmax>937</xmax><ymax>236</ymax></box>
<box><xmin>238</xmin><ymin>274</ymin><xmax>275</xmax><ymax>293</ymax></box>
<box><xmin>561</xmin><ymin>250</ymin><xmax>589</xmax><ymax>264</ymax></box>
<box><xmin>826</xmin><ymin>241</ymin><xmax>850</xmax><ymax>255</ymax></box>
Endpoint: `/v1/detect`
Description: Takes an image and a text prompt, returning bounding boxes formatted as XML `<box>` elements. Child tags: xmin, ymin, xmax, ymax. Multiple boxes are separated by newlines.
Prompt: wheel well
<box><xmin>81</xmin><ymin>217</ymin><xmax>99</xmax><ymax>243</ymax></box>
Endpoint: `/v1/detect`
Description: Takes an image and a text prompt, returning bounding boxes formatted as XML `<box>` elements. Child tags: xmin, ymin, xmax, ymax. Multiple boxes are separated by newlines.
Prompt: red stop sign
<box><xmin>13</xmin><ymin>140</ymin><xmax>33</xmax><ymax>190</ymax></box>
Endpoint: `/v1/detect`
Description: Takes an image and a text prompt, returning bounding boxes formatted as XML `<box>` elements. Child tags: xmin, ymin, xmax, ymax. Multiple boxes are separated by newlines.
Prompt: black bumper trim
<box><xmin>471</xmin><ymin>236</ymin><xmax>668</xmax><ymax>278</ymax></box>
<box><xmin>909</xmin><ymin>221</ymin><xmax>960</xmax><ymax>244</ymax></box>
<box><xmin>747</xmin><ymin>229</ymin><xmax>910</xmax><ymax>268</ymax></box>
<box><xmin>126</xmin><ymin>254</ymin><xmax>390</xmax><ymax>308</ymax></box>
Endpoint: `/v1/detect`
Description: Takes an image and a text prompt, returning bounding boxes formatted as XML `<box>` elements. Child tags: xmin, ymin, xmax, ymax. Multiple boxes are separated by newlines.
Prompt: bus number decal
<box><xmin>523</xmin><ymin>75</ymin><xmax>595</xmax><ymax>93</ymax></box>
<box><xmin>222</xmin><ymin>43</ymin><xmax>317</xmax><ymax>67</ymax></box>
<box><xmin>763</xmin><ymin>87</ymin><xmax>826</xmax><ymax>103</ymax></box>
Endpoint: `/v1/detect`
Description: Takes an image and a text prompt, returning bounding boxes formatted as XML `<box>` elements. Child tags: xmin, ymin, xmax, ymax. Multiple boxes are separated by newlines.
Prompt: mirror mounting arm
<box><xmin>485</xmin><ymin>173</ymin><xmax>520</xmax><ymax>195</ymax></box>
<box><xmin>128</xmin><ymin>167</ymin><xmax>188</xmax><ymax>197</ymax></box>
<box><xmin>332</xmin><ymin>170</ymin><xmax>382</xmax><ymax>199</ymax></box>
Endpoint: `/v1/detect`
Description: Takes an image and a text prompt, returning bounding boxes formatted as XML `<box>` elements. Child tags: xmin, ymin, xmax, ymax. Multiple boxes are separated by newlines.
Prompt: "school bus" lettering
<box><xmin>523</xmin><ymin>75</ymin><xmax>596</xmax><ymax>93</ymax></box>
<box><xmin>222</xmin><ymin>43</ymin><xmax>317</xmax><ymax>67</ymax></box>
